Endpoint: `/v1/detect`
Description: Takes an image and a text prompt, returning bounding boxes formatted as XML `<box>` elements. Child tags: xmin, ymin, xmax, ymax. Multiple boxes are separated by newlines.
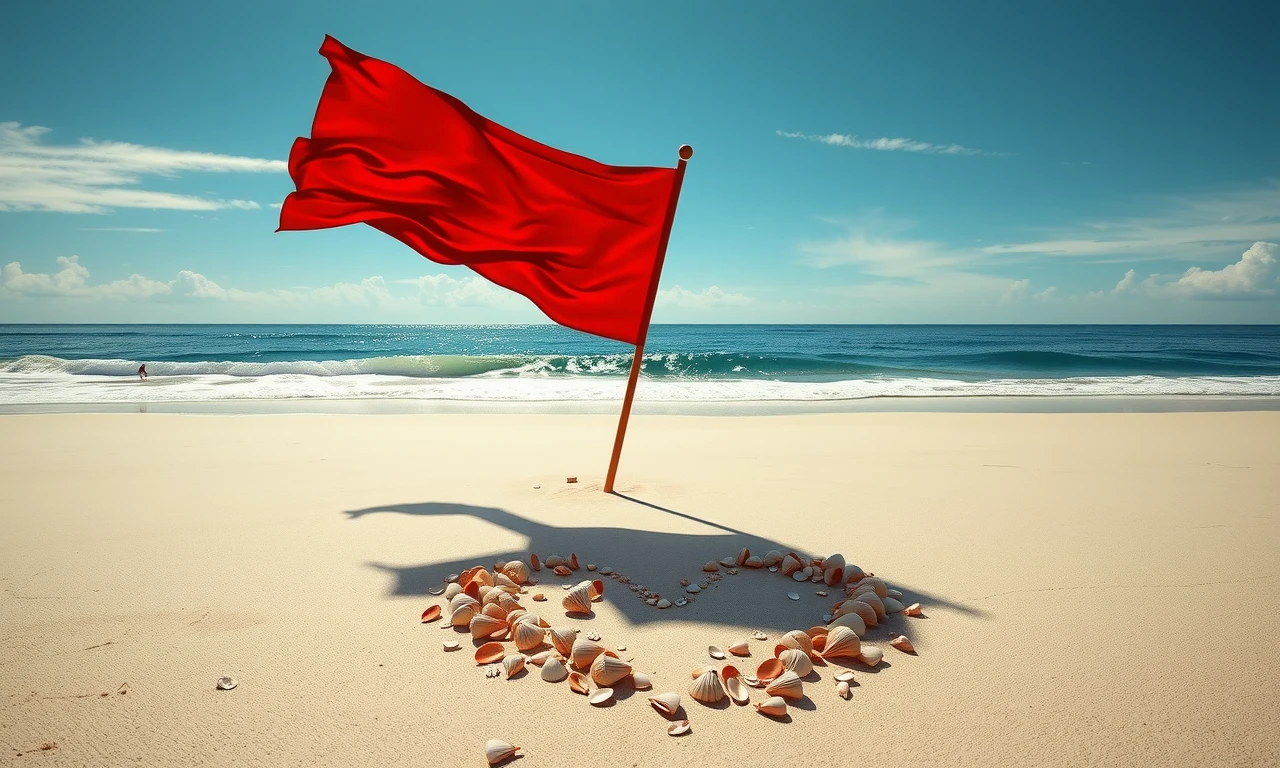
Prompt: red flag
<box><xmin>279</xmin><ymin>36</ymin><xmax>681</xmax><ymax>345</ymax></box>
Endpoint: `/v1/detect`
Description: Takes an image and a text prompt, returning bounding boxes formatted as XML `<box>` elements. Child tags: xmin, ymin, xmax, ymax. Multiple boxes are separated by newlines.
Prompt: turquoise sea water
<box><xmin>1</xmin><ymin>324</ymin><xmax>1278</xmax><ymax>408</ymax></box>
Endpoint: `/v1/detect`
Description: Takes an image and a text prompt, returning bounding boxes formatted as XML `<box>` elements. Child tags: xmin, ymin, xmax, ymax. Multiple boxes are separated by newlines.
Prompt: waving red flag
<box><xmin>279</xmin><ymin>36</ymin><xmax>685</xmax><ymax>345</ymax></box>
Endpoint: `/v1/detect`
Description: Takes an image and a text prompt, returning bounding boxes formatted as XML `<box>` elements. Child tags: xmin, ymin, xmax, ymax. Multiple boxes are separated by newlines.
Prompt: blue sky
<box><xmin>1</xmin><ymin>0</ymin><xmax>1277</xmax><ymax>324</ymax></box>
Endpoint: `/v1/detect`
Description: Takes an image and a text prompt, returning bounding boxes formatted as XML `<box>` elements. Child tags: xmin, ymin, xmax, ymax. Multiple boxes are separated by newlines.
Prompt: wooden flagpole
<box><xmin>603</xmin><ymin>144</ymin><xmax>693</xmax><ymax>493</ymax></box>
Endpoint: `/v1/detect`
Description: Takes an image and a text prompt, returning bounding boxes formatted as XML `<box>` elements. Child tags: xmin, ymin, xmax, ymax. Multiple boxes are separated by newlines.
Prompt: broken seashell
<box><xmin>648</xmin><ymin>692</ymin><xmax>681</xmax><ymax>718</ymax></box>
<box><xmin>527</xmin><ymin>650</ymin><xmax>556</xmax><ymax>666</ymax></box>
<box><xmin>743</xmin><ymin>556</ymin><xmax>764</xmax><ymax>568</ymax></box>
<box><xmin>484</xmin><ymin>665</ymin><xmax>502</xmax><ymax>678</ymax></box>
<box><xmin>530</xmin><ymin>553</ymin><xmax>541</xmax><ymax>571</ymax></box>
<box><xmin>787</xmin><ymin>592</ymin><xmax>800</xmax><ymax>601</ymax></box>
<box><xmin>428</xmin><ymin>585</ymin><xmax>446</xmax><ymax>596</ymax></box>
<box><xmin>793</xmin><ymin>567</ymin><xmax>812</xmax><ymax>582</ymax></box>
<box><xmin>835</xmin><ymin>670</ymin><xmax>856</xmax><ymax>682</ymax></box>
<box><xmin>673</xmin><ymin>598</ymin><xmax>687</xmax><ymax>607</ymax></box>
<box><xmin>566</xmin><ymin>476</ymin><xmax>578</xmax><ymax>484</ymax></box>
<box><xmin>777</xmin><ymin>648</ymin><xmax>813</xmax><ymax>677</ymax></box>
<box><xmin>475</xmin><ymin>642</ymin><xmax>505</xmax><ymax>665</ymax></box>
<box><xmin>540</xmin><ymin>656</ymin><xmax>568</xmax><ymax>682</ymax></box>
<box><xmin>502</xmin><ymin>654</ymin><xmax>526</xmax><ymax>679</ymax></box>
<box><xmin>589</xmin><ymin>579</ymin><xmax>605</xmax><ymax>600</ymax></box>
<box><xmin>216</xmin><ymin>676</ymin><xmax>237</xmax><ymax>690</ymax></box>
<box><xmin>888</xmin><ymin>588</ymin><xmax>903</xmax><ymax>598</ymax></box>
<box><xmin>736</xmin><ymin>547</ymin><xmax>750</xmax><ymax>566</ymax></box>
<box><xmin>485</xmin><ymin>739</ymin><xmax>520</xmax><ymax>765</ymax></box>
<box><xmin>719</xmin><ymin>557</ymin><xmax>736</xmax><ymax>568</ymax></box>
<box><xmin>562</xmin><ymin>582</ymin><xmax>593</xmax><ymax>615</ymax></box>
<box><xmin>531</xmin><ymin>592</ymin><xmax>546</xmax><ymax>602</ymax></box>
<box><xmin>824</xmin><ymin>567</ymin><xmax>844</xmax><ymax>587</ymax></box>
<box><xmin>823</xmin><ymin>553</ymin><xmax>846</xmax><ymax>573</ymax></box>
<box><xmin>570</xmin><ymin>638</ymin><xmax>608</xmax><ymax>669</ymax></box>
<box><xmin>470</xmin><ymin>614</ymin><xmax>507</xmax><ymax>640</ymax></box>
<box><xmin>768</xmin><ymin>566</ymin><xmax>779</xmax><ymax>573</ymax></box>
<box><xmin>755</xmin><ymin>657</ymin><xmax>784</xmax><ymax>682</ymax></box>
<box><xmin>420</xmin><ymin>605</ymin><xmax>442</xmax><ymax>623</ymax></box>
<box><xmin>762</xmin><ymin>550</ymin><xmax>783</xmax><ymax>567</ymax></box>
<box><xmin>585</xmin><ymin>631</ymin><xmax>601</xmax><ymax>642</ymax></box>
<box><xmin>744</xmin><ymin>674</ymin><xmax>762</xmax><ymax>687</ymax></box>
<box><xmin>552</xmin><ymin>565</ymin><xmax>572</xmax><ymax>577</ymax></box>
<box><xmin>811</xmin><ymin>636</ymin><xmax>826</xmax><ymax>655</ymax></box>
<box><xmin>708</xmin><ymin>646</ymin><xmax>726</xmax><ymax>660</ymax></box>
<box><xmin>590</xmin><ymin>654</ymin><xmax>633</xmax><ymax>687</ymax></box>
<box><xmin>752</xmin><ymin>630</ymin><xmax>768</xmax><ymax>641</ymax></box>
<box><xmin>512</xmin><ymin>620</ymin><xmax>545</xmax><ymax>652</ymax></box>
<box><xmin>780</xmin><ymin>553</ymin><xmax>804</xmax><ymax>576</ymax></box>
<box><xmin>703</xmin><ymin>561</ymin><xmax>720</xmax><ymax>573</ymax></box>
<box><xmin>568</xmin><ymin>553</ymin><xmax>579</xmax><ymax>571</ymax></box>
<box><xmin>631</xmin><ymin>672</ymin><xmax>651</xmax><ymax>690</ymax></box>
<box><xmin>443</xmin><ymin>640</ymin><xmax>461</xmax><ymax>651</ymax></box>
<box><xmin>544</xmin><ymin>555</ymin><xmax>565</xmax><ymax>568</ymax></box>
<box><xmin>689</xmin><ymin>669</ymin><xmax>725</xmax><ymax>704</ymax></box>
<box><xmin>586</xmin><ymin>563</ymin><xmax>596</xmax><ymax>571</ymax></box>
<box><xmin>904</xmin><ymin>602</ymin><xmax>924</xmax><ymax>617</ymax></box>
<box><xmin>588</xmin><ymin>687</ymin><xmax>614</xmax><ymax>706</ymax></box>
<box><xmin>883</xmin><ymin>596</ymin><xmax>905</xmax><ymax>614</ymax></box>
<box><xmin>826</xmin><ymin>612</ymin><xmax>867</xmax><ymax>637</ymax></box>
<box><xmin>725</xmin><ymin>674</ymin><xmax>749</xmax><ymax>704</ymax></box>
<box><xmin>820</xmin><ymin>625</ymin><xmax>862</xmax><ymax>660</ymax></box>
<box><xmin>859</xmin><ymin>646</ymin><xmax>884</xmax><ymax>667</ymax></box>
<box><xmin>836</xmin><ymin>680</ymin><xmax>851</xmax><ymax>699</ymax></box>
<box><xmin>754</xmin><ymin>696</ymin><xmax>788</xmax><ymax>717</ymax></box>
<box><xmin>568</xmin><ymin>671</ymin><xmax>590</xmax><ymax>695</ymax></box>
<box><xmin>765</xmin><ymin>670</ymin><xmax>804</xmax><ymax>700</ymax></box>
<box><xmin>890</xmin><ymin>635</ymin><xmax>916</xmax><ymax>654</ymax></box>
<box><xmin>667</xmin><ymin>719</ymin><xmax>691</xmax><ymax>736</ymax></box>
<box><xmin>727</xmin><ymin>640</ymin><xmax>750</xmax><ymax>656</ymax></box>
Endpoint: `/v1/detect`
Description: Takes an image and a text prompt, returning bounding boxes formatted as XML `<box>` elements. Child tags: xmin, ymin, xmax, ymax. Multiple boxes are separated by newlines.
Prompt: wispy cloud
<box><xmin>982</xmin><ymin>181</ymin><xmax>1280</xmax><ymax>262</ymax></box>
<box><xmin>776</xmin><ymin>130</ymin><xmax>1003</xmax><ymax>157</ymax></box>
<box><xmin>0</xmin><ymin>122</ymin><xmax>285</xmax><ymax>214</ymax></box>
<box><xmin>657</xmin><ymin>285</ymin><xmax>753</xmax><ymax>308</ymax></box>
<box><xmin>80</xmin><ymin>227</ymin><xmax>166</xmax><ymax>233</ymax></box>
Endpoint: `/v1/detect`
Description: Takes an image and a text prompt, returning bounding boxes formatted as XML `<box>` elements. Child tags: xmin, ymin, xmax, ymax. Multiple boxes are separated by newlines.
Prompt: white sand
<box><xmin>2</xmin><ymin>411</ymin><xmax>1278</xmax><ymax>766</ymax></box>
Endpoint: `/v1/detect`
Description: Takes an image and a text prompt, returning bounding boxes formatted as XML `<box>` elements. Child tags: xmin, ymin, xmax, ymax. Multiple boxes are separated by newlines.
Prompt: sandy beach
<box><xmin>2</xmin><ymin>410</ymin><xmax>1278</xmax><ymax>767</ymax></box>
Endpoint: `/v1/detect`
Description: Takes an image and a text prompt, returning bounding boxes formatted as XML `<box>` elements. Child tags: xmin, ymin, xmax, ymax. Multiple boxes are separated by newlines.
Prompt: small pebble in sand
<box><xmin>586</xmin><ymin>631</ymin><xmax>601</xmax><ymax>641</ymax></box>
<box><xmin>216</xmin><ymin>676</ymin><xmax>237</xmax><ymax>691</ymax></box>
<box><xmin>787</xmin><ymin>592</ymin><xmax>800</xmax><ymax>601</ymax></box>
<box><xmin>752</xmin><ymin>631</ymin><xmax>768</xmax><ymax>640</ymax></box>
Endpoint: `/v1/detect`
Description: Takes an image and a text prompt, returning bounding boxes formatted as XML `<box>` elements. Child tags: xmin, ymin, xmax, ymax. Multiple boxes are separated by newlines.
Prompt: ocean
<box><xmin>1</xmin><ymin>324</ymin><xmax>1278</xmax><ymax>411</ymax></box>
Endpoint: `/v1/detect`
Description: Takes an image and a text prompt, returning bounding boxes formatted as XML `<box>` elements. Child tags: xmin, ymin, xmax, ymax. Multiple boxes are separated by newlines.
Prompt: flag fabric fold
<box><xmin>279</xmin><ymin>36</ymin><xmax>680</xmax><ymax>345</ymax></box>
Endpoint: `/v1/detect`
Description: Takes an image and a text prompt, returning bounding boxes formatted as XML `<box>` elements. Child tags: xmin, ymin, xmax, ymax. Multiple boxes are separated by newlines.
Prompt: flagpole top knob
<box><xmin>678</xmin><ymin>145</ymin><xmax>694</xmax><ymax>161</ymax></box>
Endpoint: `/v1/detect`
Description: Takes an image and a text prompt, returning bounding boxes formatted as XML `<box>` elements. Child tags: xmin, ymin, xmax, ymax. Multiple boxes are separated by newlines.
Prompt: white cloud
<box><xmin>1137</xmin><ymin>242</ymin><xmax>1277</xmax><ymax>299</ymax></box>
<box><xmin>776</xmin><ymin>130</ymin><xmax>1002</xmax><ymax>157</ymax></box>
<box><xmin>0</xmin><ymin>122</ymin><xmax>284</xmax><ymax>213</ymax></box>
<box><xmin>982</xmin><ymin>181</ymin><xmax>1280</xmax><ymax>262</ymax></box>
<box><xmin>1000</xmin><ymin>279</ymin><xmax>1029</xmax><ymax>304</ymax></box>
<box><xmin>1</xmin><ymin>255</ymin><xmax>170</xmax><ymax>300</ymax></box>
<box><xmin>657</xmin><ymin>285</ymin><xmax>753</xmax><ymax>308</ymax></box>
<box><xmin>398</xmin><ymin>273</ymin><xmax>523</xmax><ymax>307</ymax></box>
<box><xmin>1033</xmin><ymin>286</ymin><xmax>1058</xmax><ymax>302</ymax></box>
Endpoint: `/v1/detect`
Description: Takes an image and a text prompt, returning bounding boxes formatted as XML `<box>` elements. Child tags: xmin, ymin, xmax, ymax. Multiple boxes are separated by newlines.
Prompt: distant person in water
<box><xmin>138</xmin><ymin>363</ymin><xmax>148</xmax><ymax>381</ymax></box>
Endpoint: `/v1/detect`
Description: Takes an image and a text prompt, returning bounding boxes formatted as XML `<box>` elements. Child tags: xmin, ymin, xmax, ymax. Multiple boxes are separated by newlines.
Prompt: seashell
<box><xmin>590</xmin><ymin>655</ymin><xmax>632</xmax><ymax>687</ymax></box>
<box><xmin>562</xmin><ymin>582</ymin><xmax>593</xmax><ymax>615</ymax></box>
<box><xmin>502</xmin><ymin>560</ymin><xmax>530</xmax><ymax>585</ymax></box>
<box><xmin>844</xmin><ymin>564</ymin><xmax>866</xmax><ymax>583</ymax></box>
<box><xmin>708</xmin><ymin>645</ymin><xmax>726</xmax><ymax>660</ymax></box>
<box><xmin>765</xmin><ymin>670</ymin><xmax>803</xmax><ymax>700</ymax></box>
<box><xmin>485</xmin><ymin>739</ymin><xmax>520</xmax><ymax>766</ymax></box>
<box><xmin>756</xmin><ymin>657</ymin><xmax>784</xmax><ymax>682</ymax></box>
<box><xmin>777</xmin><ymin>648</ymin><xmax>813</xmax><ymax>677</ymax></box>
<box><xmin>589</xmin><ymin>579</ymin><xmax>605</xmax><ymax>600</ymax></box>
<box><xmin>702</xmin><ymin>561</ymin><xmax>720</xmax><ymax>573</ymax></box>
<box><xmin>600</xmin><ymin>566</ymin><xmax>613</xmax><ymax>575</ymax></box>
<box><xmin>493</xmin><ymin>572</ymin><xmax>518</xmax><ymax>590</ymax></box>
<box><xmin>648</xmin><ymin>692</ymin><xmax>681</xmax><ymax>718</ymax></box>
<box><xmin>530</xmin><ymin>553</ymin><xmax>541</xmax><ymax>571</ymax></box>
<box><xmin>552</xmin><ymin>565</ymin><xmax>572</xmax><ymax>577</ymax></box>
<box><xmin>464</xmin><ymin>581</ymin><xmax>482</xmax><ymax>600</ymax></box>
<box><xmin>532</xmin><ymin>593</ymin><xmax>546</xmax><ymax>602</ymax></box>
<box><xmin>656</xmin><ymin>599</ymin><xmax>671</xmax><ymax>609</ymax></box>
<box><xmin>857</xmin><ymin>577</ymin><xmax>888</xmax><ymax>598</ymax></box>
<box><xmin>420</xmin><ymin>605</ymin><xmax>442</xmax><ymax>623</ymax></box>
<box><xmin>482</xmin><ymin>588</ymin><xmax>505</xmax><ymax>607</ymax></box>
<box><xmin>905</xmin><ymin>602</ymin><xmax>924</xmax><ymax>617</ymax></box>
<box><xmin>858</xmin><ymin>592</ymin><xmax>887</xmax><ymax>620</ymax></box>
<box><xmin>502</xmin><ymin>654</ymin><xmax>526</xmax><ymax>679</ymax></box>
<box><xmin>588</xmin><ymin>687</ymin><xmax>614</xmax><ymax>706</ymax></box>
<box><xmin>470</xmin><ymin>568</ymin><xmax>494</xmax><ymax>588</ymax></box>
<box><xmin>752</xmin><ymin>630</ymin><xmax>768</xmax><ymax>640</ymax></box>
<box><xmin>807</xmin><ymin>626</ymin><xmax>828</xmax><ymax>639</ymax></box>
<box><xmin>497</xmin><ymin>592</ymin><xmax>522</xmax><ymax>615</ymax></box>
<box><xmin>835</xmin><ymin>670</ymin><xmax>856</xmax><ymax>682</ymax></box>
<box><xmin>719</xmin><ymin>557</ymin><xmax>736</xmax><ymax>568</ymax></box>
<box><xmin>216</xmin><ymin>676</ymin><xmax>237</xmax><ymax>690</ymax></box>
<box><xmin>780</xmin><ymin>553</ymin><xmax>804</xmax><ymax>576</ymax></box>
<box><xmin>736</xmin><ymin>547</ymin><xmax>750</xmax><ymax>565</ymax></box>
<box><xmin>836</xmin><ymin>681</ymin><xmax>851</xmax><ymax>699</ymax></box>
<box><xmin>727</xmin><ymin>640</ymin><xmax>750</xmax><ymax>657</ymax></box>
<box><xmin>689</xmin><ymin>669</ymin><xmax>725</xmax><ymax>704</ymax></box>
<box><xmin>541</xmin><ymin>656</ymin><xmax>568</xmax><ymax>682</ymax></box>
<box><xmin>512</xmin><ymin>620</ymin><xmax>545</xmax><ymax>651</ymax></box>
<box><xmin>754</xmin><ymin>696</ymin><xmax>788</xmax><ymax>717</ymax></box>
<box><xmin>743</xmin><ymin>556</ymin><xmax>764</xmax><ymax>568</ymax></box>
<box><xmin>689</xmin><ymin>667</ymin><xmax>707</xmax><ymax>679</ymax></box>
<box><xmin>568</xmin><ymin>553</ymin><xmax>579</xmax><ymax>571</ymax></box>
<box><xmin>570</xmin><ymin>638</ymin><xmax>608</xmax><ymax>669</ymax></box>
<box><xmin>674</xmin><ymin>598</ymin><xmax>687</xmax><ymax>607</ymax></box>
<box><xmin>883</xmin><ymin>596</ymin><xmax>905</xmax><ymax>614</ymax></box>
<box><xmin>544</xmin><ymin>555</ymin><xmax>565</xmax><ymax>568</ymax></box>
<box><xmin>811</xmin><ymin>635</ymin><xmax>826</xmax><ymax>655</ymax></box>
<box><xmin>449</xmin><ymin>593</ymin><xmax>480</xmax><ymax>613</ymax></box>
<box><xmin>632</xmin><ymin>672</ymin><xmax>651</xmax><ymax>690</ymax></box>
<box><xmin>787</xmin><ymin>592</ymin><xmax>800</xmax><ymax>601</ymax></box>
<box><xmin>820</xmin><ymin>625</ymin><xmax>862</xmax><ymax>660</ymax></box>
<box><xmin>768</xmin><ymin>566</ymin><xmax>779</xmax><ymax>573</ymax></box>
<box><xmin>568</xmin><ymin>671</ymin><xmax>590</xmax><ymax>695</ymax></box>
<box><xmin>890</xmin><ymin>635</ymin><xmax>916</xmax><ymax>654</ymax></box>
<box><xmin>762</xmin><ymin>550</ymin><xmax>784</xmax><ymax>567</ymax></box>
<box><xmin>824</xmin><ymin>567</ymin><xmax>844</xmax><ymax>587</ymax></box>
<box><xmin>443</xmin><ymin>639</ymin><xmax>461</xmax><ymax>651</ymax></box>
<box><xmin>503</xmin><ymin>609</ymin><xmax>527</xmax><ymax>631</ymax></box>
<box><xmin>482</xmin><ymin>602</ymin><xmax>508</xmax><ymax>621</ymax></box>
<box><xmin>838</xmin><ymin>600</ymin><xmax>877</xmax><ymax>629</ymax></box>
<box><xmin>781</xmin><ymin>630</ymin><xmax>815</xmax><ymax>659</ymax></box>
<box><xmin>827</xmin><ymin>612</ymin><xmax>867</xmax><ymax>637</ymax></box>
<box><xmin>586</xmin><ymin>563</ymin><xmax>596</xmax><ymax>571</ymax></box>
<box><xmin>585</xmin><ymin>631</ymin><xmax>600</xmax><ymax>642</ymax></box>
<box><xmin>443</xmin><ymin>582</ymin><xmax>463</xmax><ymax>601</ymax></box>
<box><xmin>470</xmin><ymin>613</ymin><xmax>507</xmax><ymax>639</ymax></box>
<box><xmin>667</xmin><ymin>719</ymin><xmax>691</xmax><ymax>736</ymax></box>
<box><xmin>446</xmin><ymin>572</ymin><xmax>461</xmax><ymax>583</ymax></box>
<box><xmin>794</xmin><ymin>566</ymin><xmax>812</xmax><ymax>582</ymax></box>
<box><xmin>685</xmin><ymin>584</ymin><xmax>701</xmax><ymax>593</ymax></box>
<box><xmin>527</xmin><ymin>650</ymin><xmax>556</xmax><ymax>666</ymax></box>
<box><xmin>450</xmin><ymin>603</ymin><xmax>478</xmax><ymax>627</ymax></box>
<box><xmin>744</xmin><ymin>674</ymin><xmax>762</xmax><ymax>687</ymax></box>
<box><xmin>725</xmin><ymin>674</ymin><xmax>750</xmax><ymax>704</ymax></box>
<box><xmin>549</xmin><ymin>626</ymin><xmax>579</xmax><ymax>657</ymax></box>
<box><xmin>859</xmin><ymin>646</ymin><xmax>884</xmax><ymax>667</ymax></box>
<box><xmin>823</xmin><ymin>553</ymin><xmax>846</xmax><ymax>573</ymax></box>
<box><xmin>888</xmin><ymin>588</ymin><xmax>903</xmax><ymax>598</ymax></box>
<box><xmin>474</xmin><ymin>642</ymin><xmax>505</xmax><ymax>665</ymax></box>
